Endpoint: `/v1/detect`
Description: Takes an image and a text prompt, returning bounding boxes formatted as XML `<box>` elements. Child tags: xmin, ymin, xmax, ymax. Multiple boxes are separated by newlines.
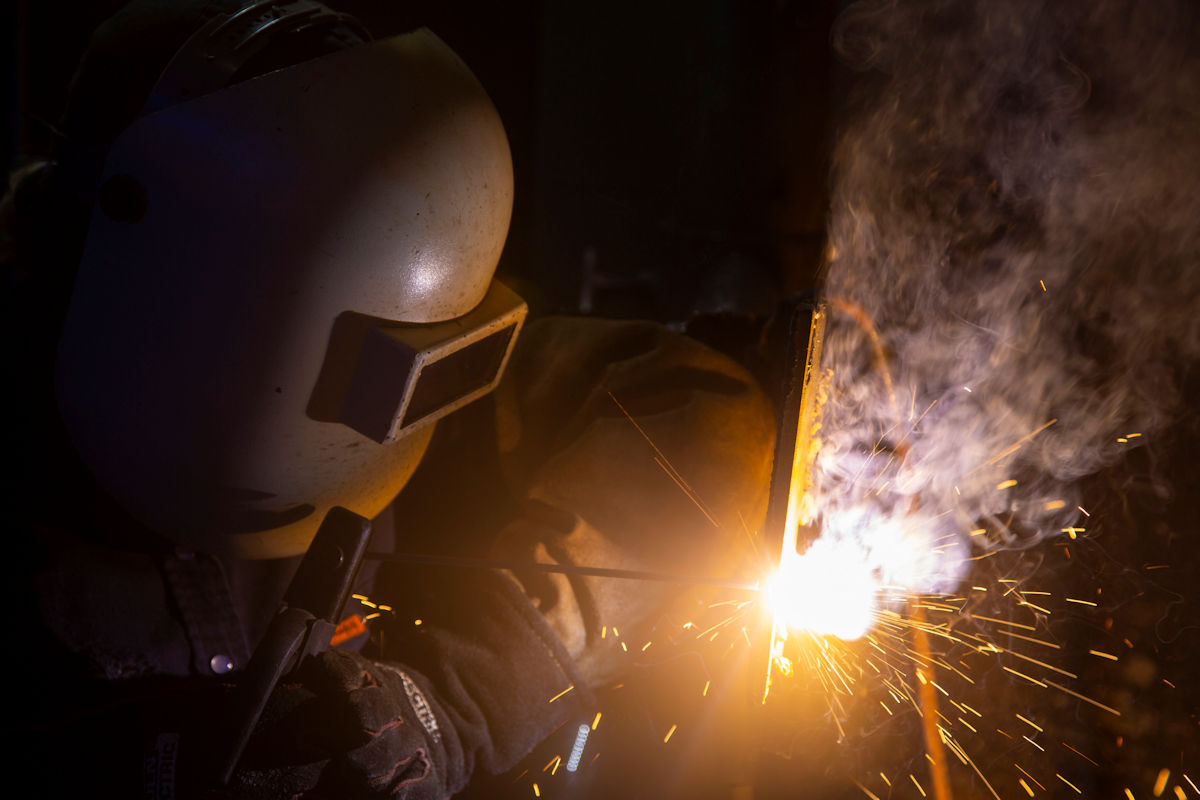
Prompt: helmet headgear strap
<box><xmin>142</xmin><ymin>0</ymin><xmax>371</xmax><ymax>117</ymax></box>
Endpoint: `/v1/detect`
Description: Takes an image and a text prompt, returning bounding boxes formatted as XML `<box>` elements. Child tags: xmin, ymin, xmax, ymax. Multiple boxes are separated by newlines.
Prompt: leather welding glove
<box><xmin>223</xmin><ymin>566</ymin><xmax>588</xmax><ymax>800</ymax></box>
<box><xmin>489</xmin><ymin>316</ymin><xmax>776</xmax><ymax>687</ymax></box>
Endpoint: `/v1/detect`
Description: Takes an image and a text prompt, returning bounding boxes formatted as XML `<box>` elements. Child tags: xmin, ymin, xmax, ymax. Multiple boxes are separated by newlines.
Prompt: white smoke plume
<box><xmin>810</xmin><ymin>0</ymin><xmax>1200</xmax><ymax>599</ymax></box>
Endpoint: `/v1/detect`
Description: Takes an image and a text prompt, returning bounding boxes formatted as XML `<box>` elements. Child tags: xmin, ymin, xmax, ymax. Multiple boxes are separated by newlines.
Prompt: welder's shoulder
<box><xmin>23</xmin><ymin>527</ymin><xmax>196</xmax><ymax>680</ymax></box>
<box><xmin>503</xmin><ymin>314</ymin><xmax>769</xmax><ymax>415</ymax></box>
<box><xmin>495</xmin><ymin>314</ymin><xmax>776</xmax><ymax>495</ymax></box>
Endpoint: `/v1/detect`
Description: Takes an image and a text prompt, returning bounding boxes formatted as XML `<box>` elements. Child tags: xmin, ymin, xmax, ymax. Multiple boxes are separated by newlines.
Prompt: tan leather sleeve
<box><xmin>490</xmin><ymin>316</ymin><xmax>776</xmax><ymax>686</ymax></box>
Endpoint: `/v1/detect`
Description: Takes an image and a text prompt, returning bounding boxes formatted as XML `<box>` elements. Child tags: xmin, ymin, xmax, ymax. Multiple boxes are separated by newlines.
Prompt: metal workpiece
<box><xmin>762</xmin><ymin>293</ymin><xmax>826</xmax><ymax>562</ymax></box>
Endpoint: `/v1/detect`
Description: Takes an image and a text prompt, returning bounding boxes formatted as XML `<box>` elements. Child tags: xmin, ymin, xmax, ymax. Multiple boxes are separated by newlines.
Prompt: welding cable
<box><xmin>363</xmin><ymin>551</ymin><xmax>761</xmax><ymax>592</ymax></box>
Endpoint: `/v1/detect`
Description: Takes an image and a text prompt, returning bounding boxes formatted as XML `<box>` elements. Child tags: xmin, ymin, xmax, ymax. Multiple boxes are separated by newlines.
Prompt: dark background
<box><xmin>3</xmin><ymin>0</ymin><xmax>837</xmax><ymax>323</ymax></box>
<box><xmin>6</xmin><ymin>2</ymin><xmax>1197</xmax><ymax>798</ymax></box>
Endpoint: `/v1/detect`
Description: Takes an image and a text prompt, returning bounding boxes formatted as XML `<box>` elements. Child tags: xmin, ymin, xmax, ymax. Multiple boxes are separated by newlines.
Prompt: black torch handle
<box><xmin>215</xmin><ymin>505</ymin><xmax>372</xmax><ymax>785</ymax></box>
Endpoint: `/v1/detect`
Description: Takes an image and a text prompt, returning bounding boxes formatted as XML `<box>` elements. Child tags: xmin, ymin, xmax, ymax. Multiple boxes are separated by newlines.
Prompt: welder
<box><xmin>2</xmin><ymin>1</ymin><xmax>775</xmax><ymax>797</ymax></box>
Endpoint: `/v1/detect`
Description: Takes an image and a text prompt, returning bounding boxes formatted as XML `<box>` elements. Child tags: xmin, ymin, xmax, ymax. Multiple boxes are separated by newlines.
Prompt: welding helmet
<box><xmin>54</xmin><ymin>1</ymin><xmax>524</xmax><ymax>558</ymax></box>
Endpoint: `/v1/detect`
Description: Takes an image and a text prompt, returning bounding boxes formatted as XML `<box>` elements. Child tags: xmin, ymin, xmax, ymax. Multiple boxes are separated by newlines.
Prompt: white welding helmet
<box><xmin>55</xmin><ymin>2</ymin><xmax>524</xmax><ymax>558</ymax></box>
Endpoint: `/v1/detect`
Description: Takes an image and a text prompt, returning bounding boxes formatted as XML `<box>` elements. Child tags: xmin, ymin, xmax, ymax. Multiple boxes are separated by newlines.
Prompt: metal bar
<box><xmin>761</xmin><ymin>295</ymin><xmax>827</xmax><ymax>704</ymax></box>
<box><xmin>781</xmin><ymin>299</ymin><xmax>826</xmax><ymax>559</ymax></box>
<box><xmin>762</xmin><ymin>293</ymin><xmax>824</xmax><ymax>558</ymax></box>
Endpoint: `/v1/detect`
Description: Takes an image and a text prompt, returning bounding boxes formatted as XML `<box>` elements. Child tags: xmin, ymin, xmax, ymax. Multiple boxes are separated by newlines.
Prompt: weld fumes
<box><xmin>810</xmin><ymin>0</ymin><xmax>1200</xmax><ymax>602</ymax></box>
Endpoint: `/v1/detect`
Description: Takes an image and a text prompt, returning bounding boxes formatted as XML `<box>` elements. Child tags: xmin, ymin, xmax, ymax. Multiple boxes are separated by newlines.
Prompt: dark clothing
<box><xmin>9</xmin><ymin>511</ymin><xmax>588</xmax><ymax>799</ymax></box>
<box><xmin>7</xmin><ymin>316</ymin><xmax>775</xmax><ymax>799</ymax></box>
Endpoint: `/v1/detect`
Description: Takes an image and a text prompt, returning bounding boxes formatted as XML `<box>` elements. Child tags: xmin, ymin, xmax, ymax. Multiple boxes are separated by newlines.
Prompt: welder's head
<box><xmin>51</xmin><ymin>1</ymin><xmax>523</xmax><ymax>558</ymax></box>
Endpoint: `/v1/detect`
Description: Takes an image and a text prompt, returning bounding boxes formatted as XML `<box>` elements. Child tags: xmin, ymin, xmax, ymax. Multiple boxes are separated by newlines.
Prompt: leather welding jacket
<box><xmin>6</xmin><ymin>315</ymin><xmax>775</xmax><ymax>799</ymax></box>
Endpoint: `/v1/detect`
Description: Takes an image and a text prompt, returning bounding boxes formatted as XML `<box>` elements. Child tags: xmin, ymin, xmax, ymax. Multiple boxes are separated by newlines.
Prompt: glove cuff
<box><xmin>376</xmin><ymin>565</ymin><xmax>594</xmax><ymax>788</ymax></box>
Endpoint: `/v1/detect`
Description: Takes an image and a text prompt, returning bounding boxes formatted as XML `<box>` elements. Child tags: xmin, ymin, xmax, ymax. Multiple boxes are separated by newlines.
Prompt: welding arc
<box><xmin>363</xmin><ymin>552</ymin><xmax>760</xmax><ymax>592</ymax></box>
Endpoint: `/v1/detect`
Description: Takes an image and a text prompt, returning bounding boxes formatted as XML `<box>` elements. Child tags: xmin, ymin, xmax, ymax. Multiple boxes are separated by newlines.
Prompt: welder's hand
<box><xmin>232</xmin><ymin>650</ymin><xmax>448</xmax><ymax>800</ymax></box>
<box><xmin>227</xmin><ymin>569</ymin><xmax>589</xmax><ymax>800</ymax></box>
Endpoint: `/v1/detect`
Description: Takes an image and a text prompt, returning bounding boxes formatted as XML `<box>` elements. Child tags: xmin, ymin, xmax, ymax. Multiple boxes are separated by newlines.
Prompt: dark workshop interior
<box><xmin>4</xmin><ymin>1</ymin><xmax>1198</xmax><ymax>798</ymax></box>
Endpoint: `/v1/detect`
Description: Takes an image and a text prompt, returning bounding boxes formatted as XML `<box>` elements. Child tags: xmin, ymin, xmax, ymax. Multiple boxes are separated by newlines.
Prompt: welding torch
<box><xmin>214</xmin><ymin>505</ymin><xmax>372</xmax><ymax>785</ymax></box>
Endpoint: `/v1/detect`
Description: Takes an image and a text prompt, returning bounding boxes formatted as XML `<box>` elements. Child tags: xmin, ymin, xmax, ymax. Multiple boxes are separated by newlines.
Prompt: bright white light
<box><xmin>766</xmin><ymin>537</ymin><xmax>878</xmax><ymax>641</ymax></box>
